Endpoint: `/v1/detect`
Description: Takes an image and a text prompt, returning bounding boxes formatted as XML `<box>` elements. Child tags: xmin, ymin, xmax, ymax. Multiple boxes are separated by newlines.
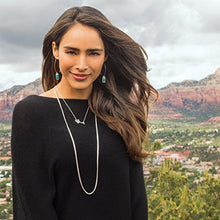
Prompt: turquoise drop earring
<box><xmin>55</xmin><ymin>72</ymin><xmax>59</xmax><ymax>81</ymax></box>
<box><xmin>102</xmin><ymin>75</ymin><xmax>106</xmax><ymax>83</ymax></box>
<box><xmin>102</xmin><ymin>64</ymin><xmax>106</xmax><ymax>83</ymax></box>
<box><xmin>54</xmin><ymin>58</ymin><xmax>60</xmax><ymax>81</ymax></box>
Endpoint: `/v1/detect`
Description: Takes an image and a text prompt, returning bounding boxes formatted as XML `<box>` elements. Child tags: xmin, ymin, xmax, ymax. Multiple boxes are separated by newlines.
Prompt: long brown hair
<box><xmin>42</xmin><ymin>6</ymin><xmax>158</xmax><ymax>162</ymax></box>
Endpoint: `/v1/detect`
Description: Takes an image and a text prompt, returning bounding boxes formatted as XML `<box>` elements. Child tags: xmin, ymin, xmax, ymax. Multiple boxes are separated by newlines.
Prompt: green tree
<box><xmin>152</xmin><ymin>141</ymin><xmax>162</xmax><ymax>151</ymax></box>
<box><xmin>0</xmin><ymin>160</ymin><xmax>5</xmax><ymax>166</ymax></box>
<box><xmin>146</xmin><ymin>159</ymin><xmax>220</xmax><ymax>219</ymax></box>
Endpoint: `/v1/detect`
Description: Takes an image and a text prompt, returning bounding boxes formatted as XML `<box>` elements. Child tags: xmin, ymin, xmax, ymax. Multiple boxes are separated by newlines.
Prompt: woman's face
<box><xmin>52</xmin><ymin>23</ymin><xmax>106</xmax><ymax>99</ymax></box>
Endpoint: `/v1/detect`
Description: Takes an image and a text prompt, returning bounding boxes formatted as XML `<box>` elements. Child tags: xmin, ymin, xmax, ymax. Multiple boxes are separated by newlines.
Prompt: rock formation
<box><xmin>0</xmin><ymin>68</ymin><xmax>219</xmax><ymax>122</ymax></box>
<box><xmin>0</xmin><ymin>78</ymin><xmax>43</xmax><ymax>122</ymax></box>
<box><xmin>149</xmin><ymin>68</ymin><xmax>220</xmax><ymax>120</ymax></box>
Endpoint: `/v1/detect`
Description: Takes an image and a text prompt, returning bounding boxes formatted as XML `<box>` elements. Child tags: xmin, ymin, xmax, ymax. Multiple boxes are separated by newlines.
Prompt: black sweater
<box><xmin>11</xmin><ymin>95</ymin><xmax>148</xmax><ymax>220</ymax></box>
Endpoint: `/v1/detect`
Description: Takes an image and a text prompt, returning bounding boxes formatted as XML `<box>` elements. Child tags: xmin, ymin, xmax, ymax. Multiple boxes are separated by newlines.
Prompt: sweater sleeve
<box><xmin>129</xmin><ymin>159</ymin><xmax>148</xmax><ymax>220</ymax></box>
<box><xmin>11</xmin><ymin>99</ymin><xmax>58</xmax><ymax>220</ymax></box>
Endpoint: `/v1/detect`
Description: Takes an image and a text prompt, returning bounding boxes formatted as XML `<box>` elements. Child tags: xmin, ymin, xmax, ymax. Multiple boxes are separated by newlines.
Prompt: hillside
<box><xmin>0</xmin><ymin>78</ymin><xmax>43</xmax><ymax>122</ymax></box>
<box><xmin>0</xmin><ymin>68</ymin><xmax>220</xmax><ymax>122</ymax></box>
<box><xmin>149</xmin><ymin>67</ymin><xmax>220</xmax><ymax>121</ymax></box>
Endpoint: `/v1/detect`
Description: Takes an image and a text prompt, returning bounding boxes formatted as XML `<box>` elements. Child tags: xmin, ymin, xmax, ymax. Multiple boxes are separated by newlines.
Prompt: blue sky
<box><xmin>0</xmin><ymin>0</ymin><xmax>219</xmax><ymax>91</ymax></box>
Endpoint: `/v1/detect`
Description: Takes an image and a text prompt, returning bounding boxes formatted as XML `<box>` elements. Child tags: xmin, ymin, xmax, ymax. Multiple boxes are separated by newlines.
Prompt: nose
<box><xmin>75</xmin><ymin>55</ymin><xmax>88</xmax><ymax>72</ymax></box>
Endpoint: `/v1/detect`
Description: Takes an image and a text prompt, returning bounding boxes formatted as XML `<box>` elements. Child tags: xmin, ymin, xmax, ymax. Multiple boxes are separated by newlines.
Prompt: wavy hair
<box><xmin>42</xmin><ymin>6</ymin><xmax>158</xmax><ymax>162</ymax></box>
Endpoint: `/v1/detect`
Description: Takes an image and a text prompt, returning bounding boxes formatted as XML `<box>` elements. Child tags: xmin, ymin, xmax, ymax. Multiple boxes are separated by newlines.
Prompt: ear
<box><xmin>52</xmin><ymin>41</ymin><xmax>59</xmax><ymax>59</ymax></box>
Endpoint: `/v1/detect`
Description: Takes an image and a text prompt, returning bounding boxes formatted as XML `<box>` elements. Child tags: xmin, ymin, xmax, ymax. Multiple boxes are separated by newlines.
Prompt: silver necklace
<box><xmin>55</xmin><ymin>86</ymin><xmax>89</xmax><ymax>125</ymax></box>
<box><xmin>53</xmin><ymin>87</ymin><xmax>99</xmax><ymax>195</ymax></box>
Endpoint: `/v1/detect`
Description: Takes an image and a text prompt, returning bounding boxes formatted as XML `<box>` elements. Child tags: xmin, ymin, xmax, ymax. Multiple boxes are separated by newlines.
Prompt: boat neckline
<box><xmin>29</xmin><ymin>94</ymin><xmax>88</xmax><ymax>101</ymax></box>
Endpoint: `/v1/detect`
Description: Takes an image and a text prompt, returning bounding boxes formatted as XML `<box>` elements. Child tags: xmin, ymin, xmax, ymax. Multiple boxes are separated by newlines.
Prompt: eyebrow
<box><xmin>63</xmin><ymin>46</ymin><xmax>104</xmax><ymax>52</ymax></box>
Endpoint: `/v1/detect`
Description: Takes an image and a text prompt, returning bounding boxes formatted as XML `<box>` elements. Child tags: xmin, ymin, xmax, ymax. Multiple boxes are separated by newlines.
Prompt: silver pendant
<box><xmin>75</xmin><ymin>119</ymin><xmax>85</xmax><ymax>125</ymax></box>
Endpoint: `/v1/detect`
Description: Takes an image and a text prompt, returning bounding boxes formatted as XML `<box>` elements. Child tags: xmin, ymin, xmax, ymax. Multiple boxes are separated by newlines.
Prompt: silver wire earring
<box><xmin>102</xmin><ymin>64</ymin><xmax>106</xmax><ymax>83</ymax></box>
<box><xmin>54</xmin><ymin>58</ymin><xmax>60</xmax><ymax>81</ymax></box>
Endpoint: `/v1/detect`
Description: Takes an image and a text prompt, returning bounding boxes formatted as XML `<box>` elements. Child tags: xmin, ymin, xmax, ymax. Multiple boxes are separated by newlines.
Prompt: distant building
<box><xmin>154</xmin><ymin>151</ymin><xmax>190</xmax><ymax>164</ymax></box>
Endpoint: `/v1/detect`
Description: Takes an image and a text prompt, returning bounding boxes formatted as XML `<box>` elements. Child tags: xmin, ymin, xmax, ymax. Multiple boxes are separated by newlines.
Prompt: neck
<box><xmin>56</xmin><ymin>83</ymin><xmax>92</xmax><ymax>100</ymax></box>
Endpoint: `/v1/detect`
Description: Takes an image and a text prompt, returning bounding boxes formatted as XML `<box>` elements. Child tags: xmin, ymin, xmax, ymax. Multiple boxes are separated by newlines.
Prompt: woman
<box><xmin>11</xmin><ymin>6</ymin><xmax>158</xmax><ymax>220</ymax></box>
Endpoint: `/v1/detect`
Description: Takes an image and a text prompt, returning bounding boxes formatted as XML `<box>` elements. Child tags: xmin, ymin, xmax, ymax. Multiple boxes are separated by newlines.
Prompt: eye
<box><xmin>89</xmin><ymin>52</ymin><xmax>100</xmax><ymax>56</ymax></box>
<box><xmin>66</xmin><ymin>50</ymin><xmax>77</xmax><ymax>55</ymax></box>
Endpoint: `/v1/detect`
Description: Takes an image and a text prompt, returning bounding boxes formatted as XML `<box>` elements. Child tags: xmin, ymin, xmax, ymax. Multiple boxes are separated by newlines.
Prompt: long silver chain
<box><xmin>53</xmin><ymin>87</ymin><xmax>99</xmax><ymax>195</ymax></box>
<box><xmin>55</xmin><ymin>86</ymin><xmax>89</xmax><ymax>125</ymax></box>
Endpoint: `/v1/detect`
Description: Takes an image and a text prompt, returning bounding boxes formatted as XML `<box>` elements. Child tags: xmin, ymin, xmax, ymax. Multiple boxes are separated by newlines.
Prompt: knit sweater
<box><xmin>11</xmin><ymin>95</ymin><xmax>148</xmax><ymax>220</ymax></box>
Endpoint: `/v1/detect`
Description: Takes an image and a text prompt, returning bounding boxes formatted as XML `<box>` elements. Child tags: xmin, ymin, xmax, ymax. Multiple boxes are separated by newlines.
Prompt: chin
<box><xmin>69</xmin><ymin>83</ymin><xmax>93</xmax><ymax>92</ymax></box>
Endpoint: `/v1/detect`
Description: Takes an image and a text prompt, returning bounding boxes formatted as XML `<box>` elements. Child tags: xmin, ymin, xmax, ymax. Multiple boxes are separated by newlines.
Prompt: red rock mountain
<box><xmin>0</xmin><ymin>68</ymin><xmax>219</xmax><ymax>122</ymax></box>
<box><xmin>0</xmin><ymin>78</ymin><xmax>43</xmax><ymax>122</ymax></box>
<box><xmin>149</xmin><ymin>67</ymin><xmax>220</xmax><ymax>120</ymax></box>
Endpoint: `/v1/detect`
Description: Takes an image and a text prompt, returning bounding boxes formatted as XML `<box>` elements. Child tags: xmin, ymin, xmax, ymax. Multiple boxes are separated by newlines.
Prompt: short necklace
<box><xmin>55</xmin><ymin>86</ymin><xmax>89</xmax><ymax>125</ymax></box>
<box><xmin>53</xmin><ymin>87</ymin><xmax>99</xmax><ymax>195</ymax></box>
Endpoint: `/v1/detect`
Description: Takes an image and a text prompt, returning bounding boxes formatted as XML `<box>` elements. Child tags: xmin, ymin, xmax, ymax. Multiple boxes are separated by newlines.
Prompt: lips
<box><xmin>71</xmin><ymin>73</ymin><xmax>90</xmax><ymax>81</ymax></box>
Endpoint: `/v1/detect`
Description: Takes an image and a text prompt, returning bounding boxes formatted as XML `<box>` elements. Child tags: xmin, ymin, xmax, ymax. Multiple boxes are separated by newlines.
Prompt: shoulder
<box><xmin>12</xmin><ymin>96</ymin><xmax>41</xmax><ymax>129</ymax></box>
<box><xmin>13</xmin><ymin>95</ymin><xmax>52</xmax><ymax>122</ymax></box>
<box><xmin>12</xmin><ymin>95</ymin><xmax>55</xmax><ymax>129</ymax></box>
<box><xmin>14</xmin><ymin>95</ymin><xmax>42</xmax><ymax>113</ymax></box>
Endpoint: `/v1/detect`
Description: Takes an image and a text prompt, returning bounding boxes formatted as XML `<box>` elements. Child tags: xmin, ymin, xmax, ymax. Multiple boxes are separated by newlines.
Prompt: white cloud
<box><xmin>147</xmin><ymin>43</ymin><xmax>220</xmax><ymax>88</ymax></box>
<box><xmin>0</xmin><ymin>64</ymin><xmax>41</xmax><ymax>91</ymax></box>
<box><xmin>0</xmin><ymin>0</ymin><xmax>219</xmax><ymax>91</ymax></box>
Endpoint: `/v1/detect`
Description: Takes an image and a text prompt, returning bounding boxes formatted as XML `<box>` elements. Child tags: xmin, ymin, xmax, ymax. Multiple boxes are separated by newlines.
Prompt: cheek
<box><xmin>91</xmin><ymin>58</ymin><xmax>105</xmax><ymax>73</ymax></box>
<box><xmin>59</xmin><ymin>57</ymin><xmax>72</xmax><ymax>70</ymax></box>
<box><xmin>95</xmin><ymin>64</ymin><xmax>103</xmax><ymax>73</ymax></box>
